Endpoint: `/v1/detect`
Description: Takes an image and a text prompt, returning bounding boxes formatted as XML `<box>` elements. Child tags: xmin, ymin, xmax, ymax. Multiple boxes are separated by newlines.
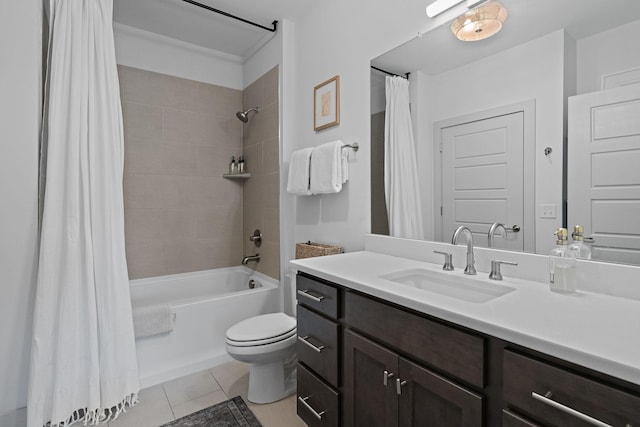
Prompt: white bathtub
<box><xmin>130</xmin><ymin>267</ymin><xmax>280</xmax><ymax>388</ymax></box>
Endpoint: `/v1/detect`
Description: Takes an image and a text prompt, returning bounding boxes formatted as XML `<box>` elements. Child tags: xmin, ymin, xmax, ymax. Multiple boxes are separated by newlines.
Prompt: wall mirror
<box><xmin>371</xmin><ymin>0</ymin><xmax>640</xmax><ymax>266</ymax></box>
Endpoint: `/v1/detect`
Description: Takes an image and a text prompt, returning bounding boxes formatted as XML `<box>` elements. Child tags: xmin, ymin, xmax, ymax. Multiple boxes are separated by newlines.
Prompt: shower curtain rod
<box><xmin>181</xmin><ymin>0</ymin><xmax>278</xmax><ymax>33</ymax></box>
<box><xmin>371</xmin><ymin>66</ymin><xmax>410</xmax><ymax>79</ymax></box>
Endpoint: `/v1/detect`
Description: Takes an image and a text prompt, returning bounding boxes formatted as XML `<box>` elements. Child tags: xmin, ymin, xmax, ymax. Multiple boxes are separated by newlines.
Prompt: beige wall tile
<box><xmin>121</xmin><ymin>66</ymin><xmax>198</xmax><ymax>111</ymax></box>
<box><xmin>122</xmin><ymin>103</ymin><xmax>163</xmax><ymax>141</ymax></box>
<box><xmin>164</xmin><ymin>108</ymin><xmax>229</xmax><ymax>146</ymax></box>
<box><xmin>242</xmin><ymin>143</ymin><xmax>263</xmax><ymax>176</ymax></box>
<box><xmin>243</xmin><ymin>79</ymin><xmax>261</xmax><ymax>114</ymax></box>
<box><xmin>123</xmin><ymin>174</ymin><xmax>164</xmax><ymax>209</ymax></box>
<box><xmin>262</xmin><ymin>172</ymin><xmax>280</xmax><ymax>210</ymax></box>
<box><xmin>198</xmin><ymin>83</ymin><xmax>242</xmax><ymax>117</ymax></box>
<box><xmin>262</xmin><ymin>65</ymin><xmax>279</xmax><ymax>108</ymax></box>
<box><xmin>256</xmin><ymin>241</ymin><xmax>280</xmax><ymax>279</ymax></box>
<box><xmin>197</xmin><ymin>206</ymin><xmax>243</xmax><ymax>239</ymax></box>
<box><xmin>262</xmin><ymin>137</ymin><xmax>279</xmax><ymax>175</ymax></box>
<box><xmin>161</xmin><ymin>209</ymin><xmax>198</xmax><ymax>240</ymax></box>
<box><xmin>121</xmin><ymin>66</ymin><xmax>276</xmax><ymax>280</ymax></box>
<box><xmin>196</xmin><ymin>145</ymin><xmax>239</xmax><ymax>177</ymax></box>
<box><xmin>243</xmin><ymin>101</ymin><xmax>278</xmax><ymax>148</ymax></box>
<box><xmin>263</xmin><ymin>208</ymin><xmax>280</xmax><ymax>246</ymax></box>
<box><xmin>126</xmin><ymin>238</ymin><xmax>166</xmax><ymax>279</ymax></box>
<box><xmin>125</xmin><ymin>208</ymin><xmax>164</xmax><ymax>240</ymax></box>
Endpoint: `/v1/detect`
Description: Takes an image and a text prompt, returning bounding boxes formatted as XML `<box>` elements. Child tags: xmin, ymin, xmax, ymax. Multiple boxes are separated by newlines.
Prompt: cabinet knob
<box><xmin>383</xmin><ymin>370</ymin><xmax>395</xmax><ymax>386</ymax></box>
<box><xmin>396</xmin><ymin>378</ymin><xmax>407</xmax><ymax>395</ymax></box>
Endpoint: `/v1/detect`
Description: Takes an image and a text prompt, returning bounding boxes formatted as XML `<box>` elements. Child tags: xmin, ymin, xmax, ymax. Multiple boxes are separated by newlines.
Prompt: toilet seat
<box><xmin>226</xmin><ymin>313</ymin><xmax>296</xmax><ymax>347</ymax></box>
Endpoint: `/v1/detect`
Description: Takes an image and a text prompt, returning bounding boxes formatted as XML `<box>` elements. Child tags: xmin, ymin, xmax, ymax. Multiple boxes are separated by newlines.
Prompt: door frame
<box><xmin>433</xmin><ymin>99</ymin><xmax>536</xmax><ymax>252</ymax></box>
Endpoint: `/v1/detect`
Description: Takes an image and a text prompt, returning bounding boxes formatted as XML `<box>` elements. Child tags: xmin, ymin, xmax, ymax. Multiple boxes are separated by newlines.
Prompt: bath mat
<box><xmin>161</xmin><ymin>396</ymin><xmax>262</xmax><ymax>427</ymax></box>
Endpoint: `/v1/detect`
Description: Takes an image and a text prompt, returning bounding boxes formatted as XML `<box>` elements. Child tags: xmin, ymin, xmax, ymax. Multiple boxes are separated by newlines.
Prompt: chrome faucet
<box><xmin>242</xmin><ymin>254</ymin><xmax>260</xmax><ymax>265</ymax></box>
<box><xmin>488</xmin><ymin>222</ymin><xmax>507</xmax><ymax>248</ymax></box>
<box><xmin>451</xmin><ymin>226</ymin><xmax>477</xmax><ymax>275</ymax></box>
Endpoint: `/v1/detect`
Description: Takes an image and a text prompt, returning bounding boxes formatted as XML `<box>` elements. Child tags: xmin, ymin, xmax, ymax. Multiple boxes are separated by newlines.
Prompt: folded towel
<box><xmin>341</xmin><ymin>147</ymin><xmax>349</xmax><ymax>184</ymax></box>
<box><xmin>132</xmin><ymin>304</ymin><xmax>173</xmax><ymax>339</ymax></box>
<box><xmin>310</xmin><ymin>141</ymin><xmax>343</xmax><ymax>194</ymax></box>
<box><xmin>287</xmin><ymin>147</ymin><xmax>313</xmax><ymax>195</ymax></box>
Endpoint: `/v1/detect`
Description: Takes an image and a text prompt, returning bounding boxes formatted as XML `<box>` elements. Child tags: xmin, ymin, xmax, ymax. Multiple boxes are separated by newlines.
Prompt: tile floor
<box><xmin>108</xmin><ymin>361</ymin><xmax>307</xmax><ymax>427</ymax></box>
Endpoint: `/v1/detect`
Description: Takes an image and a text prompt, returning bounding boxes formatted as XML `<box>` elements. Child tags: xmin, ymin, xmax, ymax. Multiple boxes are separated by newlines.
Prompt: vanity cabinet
<box><xmin>296</xmin><ymin>273</ymin><xmax>343</xmax><ymax>427</ymax></box>
<box><xmin>343</xmin><ymin>290</ymin><xmax>484</xmax><ymax>427</ymax></box>
<box><xmin>344</xmin><ymin>329</ymin><xmax>483</xmax><ymax>427</ymax></box>
<box><xmin>295</xmin><ymin>272</ymin><xmax>640</xmax><ymax>427</ymax></box>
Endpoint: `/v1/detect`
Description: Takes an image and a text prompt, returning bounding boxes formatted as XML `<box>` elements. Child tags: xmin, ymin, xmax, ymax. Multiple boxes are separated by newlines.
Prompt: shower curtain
<box><xmin>28</xmin><ymin>1</ymin><xmax>139</xmax><ymax>426</ymax></box>
<box><xmin>384</xmin><ymin>76</ymin><xmax>425</xmax><ymax>240</ymax></box>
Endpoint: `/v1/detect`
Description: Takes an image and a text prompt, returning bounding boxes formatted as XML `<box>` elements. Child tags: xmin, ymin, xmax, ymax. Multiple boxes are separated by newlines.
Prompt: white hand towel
<box><xmin>287</xmin><ymin>147</ymin><xmax>313</xmax><ymax>195</ymax></box>
<box><xmin>310</xmin><ymin>141</ymin><xmax>343</xmax><ymax>194</ymax></box>
<box><xmin>341</xmin><ymin>147</ymin><xmax>349</xmax><ymax>184</ymax></box>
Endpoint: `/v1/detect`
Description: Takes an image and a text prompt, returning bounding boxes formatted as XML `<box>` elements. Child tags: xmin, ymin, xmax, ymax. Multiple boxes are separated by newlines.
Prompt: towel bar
<box><xmin>342</xmin><ymin>142</ymin><xmax>359</xmax><ymax>152</ymax></box>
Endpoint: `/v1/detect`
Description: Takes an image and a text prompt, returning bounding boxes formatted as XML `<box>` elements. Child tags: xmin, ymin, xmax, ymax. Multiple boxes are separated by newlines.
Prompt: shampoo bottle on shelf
<box><xmin>549</xmin><ymin>228</ymin><xmax>577</xmax><ymax>294</ymax></box>
<box><xmin>568</xmin><ymin>225</ymin><xmax>592</xmax><ymax>260</ymax></box>
<box><xmin>229</xmin><ymin>156</ymin><xmax>237</xmax><ymax>174</ymax></box>
<box><xmin>238</xmin><ymin>155</ymin><xmax>245</xmax><ymax>173</ymax></box>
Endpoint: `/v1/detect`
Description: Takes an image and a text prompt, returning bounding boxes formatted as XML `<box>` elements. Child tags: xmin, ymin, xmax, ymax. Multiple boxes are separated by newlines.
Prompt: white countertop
<box><xmin>290</xmin><ymin>250</ymin><xmax>640</xmax><ymax>386</ymax></box>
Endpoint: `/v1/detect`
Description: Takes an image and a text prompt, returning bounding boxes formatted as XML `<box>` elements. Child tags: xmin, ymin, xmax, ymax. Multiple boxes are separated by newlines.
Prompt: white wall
<box><xmin>417</xmin><ymin>30</ymin><xmax>568</xmax><ymax>254</ymax></box>
<box><xmin>577</xmin><ymin>19</ymin><xmax>640</xmax><ymax>94</ymax></box>
<box><xmin>289</xmin><ymin>0</ymin><xmax>452</xmax><ymax>253</ymax></box>
<box><xmin>114</xmin><ymin>23</ymin><xmax>244</xmax><ymax>89</ymax></box>
<box><xmin>0</xmin><ymin>0</ymin><xmax>42</xmax><ymax>419</ymax></box>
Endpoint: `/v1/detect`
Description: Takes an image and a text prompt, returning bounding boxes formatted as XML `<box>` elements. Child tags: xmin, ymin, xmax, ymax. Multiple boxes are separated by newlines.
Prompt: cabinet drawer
<box><xmin>297</xmin><ymin>304</ymin><xmax>340</xmax><ymax>387</ymax></box>
<box><xmin>297</xmin><ymin>363</ymin><xmax>339</xmax><ymax>427</ymax></box>
<box><xmin>502</xmin><ymin>409</ymin><xmax>541</xmax><ymax>427</ymax></box>
<box><xmin>345</xmin><ymin>291</ymin><xmax>485</xmax><ymax>388</ymax></box>
<box><xmin>296</xmin><ymin>274</ymin><xmax>340</xmax><ymax>318</ymax></box>
<box><xmin>503</xmin><ymin>350</ymin><xmax>640</xmax><ymax>426</ymax></box>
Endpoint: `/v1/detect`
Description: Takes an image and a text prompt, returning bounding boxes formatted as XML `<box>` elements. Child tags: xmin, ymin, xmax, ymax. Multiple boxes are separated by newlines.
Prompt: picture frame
<box><xmin>314</xmin><ymin>75</ymin><xmax>340</xmax><ymax>131</ymax></box>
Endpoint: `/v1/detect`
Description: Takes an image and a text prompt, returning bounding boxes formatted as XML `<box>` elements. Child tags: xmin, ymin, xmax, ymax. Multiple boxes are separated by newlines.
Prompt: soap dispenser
<box><xmin>568</xmin><ymin>225</ymin><xmax>592</xmax><ymax>260</ymax></box>
<box><xmin>549</xmin><ymin>228</ymin><xmax>576</xmax><ymax>293</ymax></box>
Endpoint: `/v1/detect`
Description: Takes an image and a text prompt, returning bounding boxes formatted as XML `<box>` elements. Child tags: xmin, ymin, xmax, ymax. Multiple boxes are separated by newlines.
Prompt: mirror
<box><xmin>371</xmin><ymin>0</ymin><xmax>640</xmax><ymax>266</ymax></box>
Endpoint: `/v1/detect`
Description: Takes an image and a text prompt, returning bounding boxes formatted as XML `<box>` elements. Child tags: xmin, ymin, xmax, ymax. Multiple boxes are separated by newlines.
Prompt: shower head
<box><xmin>236</xmin><ymin>107</ymin><xmax>259</xmax><ymax>123</ymax></box>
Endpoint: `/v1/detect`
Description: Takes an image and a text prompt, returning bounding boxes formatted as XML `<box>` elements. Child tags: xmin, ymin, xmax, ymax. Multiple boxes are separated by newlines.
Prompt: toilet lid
<box><xmin>226</xmin><ymin>313</ymin><xmax>296</xmax><ymax>344</ymax></box>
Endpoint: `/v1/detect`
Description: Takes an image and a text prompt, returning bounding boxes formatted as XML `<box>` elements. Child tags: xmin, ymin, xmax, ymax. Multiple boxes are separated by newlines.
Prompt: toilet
<box><xmin>225</xmin><ymin>312</ymin><xmax>297</xmax><ymax>404</ymax></box>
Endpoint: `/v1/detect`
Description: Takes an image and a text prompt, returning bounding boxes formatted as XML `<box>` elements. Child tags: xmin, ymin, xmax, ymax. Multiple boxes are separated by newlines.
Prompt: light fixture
<box><xmin>450</xmin><ymin>1</ymin><xmax>508</xmax><ymax>42</ymax></box>
<box><xmin>425</xmin><ymin>0</ymin><xmax>485</xmax><ymax>18</ymax></box>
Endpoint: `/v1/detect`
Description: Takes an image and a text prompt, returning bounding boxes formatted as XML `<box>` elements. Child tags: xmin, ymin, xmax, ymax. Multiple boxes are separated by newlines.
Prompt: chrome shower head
<box><xmin>236</xmin><ymin>107</ymin><xmax>259</xmax><ymax>123</ymax></box>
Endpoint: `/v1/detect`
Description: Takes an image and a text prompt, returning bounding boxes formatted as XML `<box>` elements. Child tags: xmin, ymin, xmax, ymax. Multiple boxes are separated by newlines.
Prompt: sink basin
<box><xmin>381</xmin><ymin>269</ymin><xmax>515</xmax><ymax>303</ymax></box>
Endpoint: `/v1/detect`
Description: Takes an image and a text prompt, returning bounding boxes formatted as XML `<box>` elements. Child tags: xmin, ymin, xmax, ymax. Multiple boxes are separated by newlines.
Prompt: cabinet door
<box><xmin>344</xmin><ymin>329</ymin><xmax>398</xmax><ymax>427</ymax></box>
<box><xmin>398</xmin><ymin>357</ymin><xmax>483</xmax><ymax>427</ymax></box>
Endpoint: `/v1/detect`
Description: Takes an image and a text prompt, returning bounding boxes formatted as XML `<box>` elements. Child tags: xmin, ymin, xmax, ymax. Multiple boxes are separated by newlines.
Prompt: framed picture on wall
<box><xmin>314</xmin><ymin>75</ymin><xmax>340</xmax><ymax>131</ymax></box>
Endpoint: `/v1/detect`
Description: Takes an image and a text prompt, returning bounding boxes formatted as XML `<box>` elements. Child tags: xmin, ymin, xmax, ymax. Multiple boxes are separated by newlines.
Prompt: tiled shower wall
<box><xmin>119</xmin><ymin>65</ymin><xmax>244</xmax><ymax>279</ymax></box>
<box><xmin>242</xmin><ymin>66</ymin><xmax>280</xmax><ymax>279</ymax></box>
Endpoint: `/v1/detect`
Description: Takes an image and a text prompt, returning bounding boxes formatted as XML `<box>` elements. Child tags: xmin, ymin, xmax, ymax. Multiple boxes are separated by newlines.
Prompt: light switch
<box><xmin>540</xmin><ymin>204</ymin><xmax>557</xmax><ymax>219</ymax></box>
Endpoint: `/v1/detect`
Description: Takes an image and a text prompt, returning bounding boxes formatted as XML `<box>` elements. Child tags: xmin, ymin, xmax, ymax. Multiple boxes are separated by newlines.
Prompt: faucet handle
<box><xmin>489</xmin><ymin>260</ymin><xmax>518</xmax><ymax>281</ymax></box>
<box><xmin>433</xmin><ymin>250</ymin><xmax>454</xmax><ymax>271</ymax></box>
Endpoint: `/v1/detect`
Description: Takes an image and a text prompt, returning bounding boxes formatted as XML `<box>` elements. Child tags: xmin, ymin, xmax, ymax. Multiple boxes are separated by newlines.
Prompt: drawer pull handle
<box><xmin>383</xmin><ymin>370</ymin><xmax>394</xmax><ymax>386</ymax></box>
<box><xmin>297</xmin><ymin>289</ymin><xmax>325</xmax><ymax>302</ymax></box>
<box><xmin>531</xmin><ymin>391</ymin><xmax>612</xmax><ymax>427</ymax></box>
<box><xmin>396</xmin><ymin>378</ymin><xmax>407</xmax><ymax>395</ymax></box>
<box><xmin>298</xmin><ymin>395</ymin><xmax>325</xmax><ymax>420</ymax></box>
<box><xmin>298</xmin><ymin>335</ymin><xmax>325</xmax><ymax>353</ymax></box>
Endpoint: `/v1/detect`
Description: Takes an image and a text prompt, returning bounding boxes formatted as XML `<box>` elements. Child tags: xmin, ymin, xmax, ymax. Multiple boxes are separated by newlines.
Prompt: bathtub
<box><xmin>130</xmin><ymin>267</ymin><xmax>280</xmax><ymax>388</ymax></box>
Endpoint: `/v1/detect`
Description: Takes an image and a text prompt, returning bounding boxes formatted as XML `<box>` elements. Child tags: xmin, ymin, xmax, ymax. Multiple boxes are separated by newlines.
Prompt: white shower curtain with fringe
<box><xmin>28</xmin><ymin>1</ymin><xmax>140</xmax><ymax>426</ymax></box>
<box><xmin>384</xmin><ymin>76</ymin><xmax>425</xmax><ymax>240</ymax></box>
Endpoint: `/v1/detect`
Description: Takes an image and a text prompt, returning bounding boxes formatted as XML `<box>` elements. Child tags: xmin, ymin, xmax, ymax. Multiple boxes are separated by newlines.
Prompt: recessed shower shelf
<box><xmin>223</xmin><ymin>173</ymin><xmax>251</xmax><ymax>179</ymax></box>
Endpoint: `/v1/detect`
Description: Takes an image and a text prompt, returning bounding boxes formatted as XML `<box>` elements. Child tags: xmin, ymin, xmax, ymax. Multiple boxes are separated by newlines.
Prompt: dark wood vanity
<box><xmin>295</xmin><ymin>271</ymin><xmax>640</xmax><ymax>427</ymax></box>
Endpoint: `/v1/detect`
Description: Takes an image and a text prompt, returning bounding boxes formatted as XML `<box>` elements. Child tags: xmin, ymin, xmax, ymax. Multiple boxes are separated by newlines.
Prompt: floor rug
<box><xmin>161</xmin><ymin>396</ymin><xmax>262</xmax><ymax>427</ymax></box>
